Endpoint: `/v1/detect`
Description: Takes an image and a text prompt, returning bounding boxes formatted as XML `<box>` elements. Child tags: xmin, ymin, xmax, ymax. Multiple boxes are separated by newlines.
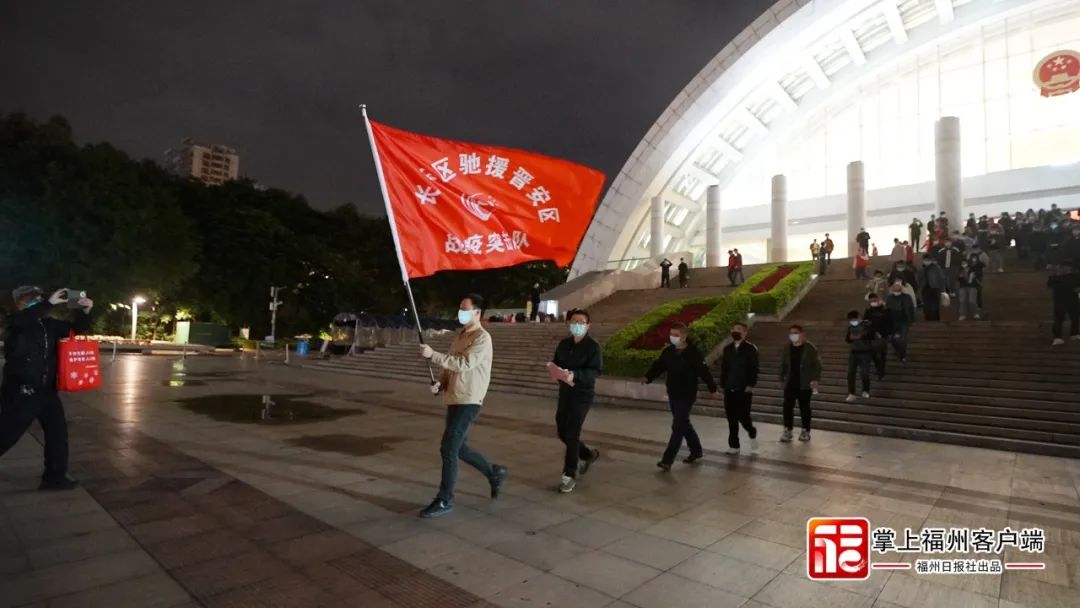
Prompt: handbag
<box><xmin>940</xmin><ymin>292</ymin><xmax>951</xmax><ymax>308</ymax></box>
<box><xmin>57</xmin><ymin>331</ymin><xmax>101</xmax><ymax>391</ymax></box>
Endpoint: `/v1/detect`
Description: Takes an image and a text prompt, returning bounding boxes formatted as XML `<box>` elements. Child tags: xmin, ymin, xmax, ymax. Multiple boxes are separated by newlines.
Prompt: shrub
<box><xmin>748</xmin><ymin>263</ymin><xmax>815</xmax><ymax>315</ymax></box>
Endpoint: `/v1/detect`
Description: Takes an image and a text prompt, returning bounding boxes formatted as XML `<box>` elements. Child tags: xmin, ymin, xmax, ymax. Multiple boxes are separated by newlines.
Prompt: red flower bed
<box><xmin>630</xmin><ymin>304</ymin><xmax>714</xmax><ymax>350</ymax></box>
<box><xmin>750</xmin><ymin>265</ymin><xmax>796</xmax><ymax>294</ymax></box>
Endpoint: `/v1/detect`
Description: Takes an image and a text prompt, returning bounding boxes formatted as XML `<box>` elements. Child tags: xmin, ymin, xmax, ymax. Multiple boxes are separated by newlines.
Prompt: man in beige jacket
<box><xmin>419</xmin><ymin>293</ymin><xmax>507</xmax><ymax>518</ymax></box>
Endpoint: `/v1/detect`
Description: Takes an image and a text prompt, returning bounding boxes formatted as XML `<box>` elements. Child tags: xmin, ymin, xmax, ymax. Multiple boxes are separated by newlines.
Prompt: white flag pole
<box><xmin>361</xmin><ymin>104</ymin><xmax>436</xmax><ymax>385</ymax></box>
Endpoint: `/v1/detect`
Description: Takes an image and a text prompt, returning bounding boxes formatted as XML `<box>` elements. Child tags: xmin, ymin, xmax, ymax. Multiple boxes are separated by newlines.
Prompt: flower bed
<box><xmin>629</xmin><ymin>303</ymin><xmax>714</xmax><ymax>350</ymax></box>
<box><xmin>749</xmin><ymin>265</ymin><xmax>796</xmax><ymax>294</ymax></box>
<box><xmin>602</xmin><ymin>261</ymin><xmax>816</xmax><ymax>377</ymax></box>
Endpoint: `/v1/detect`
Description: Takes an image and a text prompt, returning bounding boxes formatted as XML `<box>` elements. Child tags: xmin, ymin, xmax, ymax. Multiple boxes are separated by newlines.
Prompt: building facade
<box><xmin>572</xmin><ymin>0</ymin><xmax>1080</xmax><ymax>274</ymax></box>
<box><xmin>165</xmin><ymin>138</ymin><xmax>240</xmax><ymax>186</ymax></box>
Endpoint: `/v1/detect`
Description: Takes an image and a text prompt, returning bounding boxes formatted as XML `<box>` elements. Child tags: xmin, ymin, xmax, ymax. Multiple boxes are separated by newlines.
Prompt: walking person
<box><xmin>856</xmin><ymin>228</ymin><xmax>871</xmax><ymax>255</ymax></box>
<box><xmin>1049</xmin><ymin>261</ymin><xmax>1080</xmax><ymax>346</ymax></box>
<box><xmin>956</xmin><ymin>260</ymin><xmax>982</xmax><ymax>321</ymax></box>
<box><xmin>550</xmin><ymin>309</ymin><xmax>602</xmax><ymax>493</ymax></box>
<box><xmin>644</xmin><ymin>322</ymin><xmax>718</xmax><ymax>470</ymax></box>
<box><xmin>529</xmin><ymin>283</ymin><xmax>542</xmax><ymax>322</ymax></box>
<box><xmin>677</xmin><ymin>258</ymin><xmax>690</xmax><ymax>288</ymax></box>
<box><xmin>844</xmin><ymin>310</ymin><xmax>876</xmax><ymax>401</ymax></box>
<box><xmin>822</xmin><ymin>234</ymin><xmax>835</xmax><ymax>265</ymax></box>
<box><xmin>727</xmin><ymin>250</ymin><xmax>737</xmax><ymax>286</ymax></box>
<box><xmin>420</xmin><ymin>294</ymin><xmax>508</xmax><ymax>518</ymax></box>
<box><xmin>863</xmin><ymin>294</ymin><xmax>891</xmax><ymax>380</ymax></box>
<box><xmin>910</xmin><ymin>218</ymin><xmax>923</xmax><ymax>252</ymax></box>
<box><xmin>921</xmin><ymin>254</ymin><xmax>947</xmax><ymax>321</ymax></box>
<box><xmin>733</xmin><ymin>249</ymin><xmax>746</xmax><ymax>284</ymax></box>
<box><xmin>778</xmin><ymin>325</ymin><xmax>821</xmax><ymax>443</ymax></box>
<box><xmin>1</xmin><ymin>287</ymin><xmax>93</xmax><ymax>491</ymax></box>
<box><xmin>865</xmin><ymin>269</ymin><xmax>888</xmax><ymax>302</ymax></box>
<box><xmin>659</xmin><ymin>258</ymin><xmax>673</xmax><ymax>289</ymax></box>
<box><xmin>853</xmin><ymin>247</ymin><xmax>870</xmax><ymax>280</ymax></box>
<box><xmin>890</xmin><ymin>238</ymin><xmax>905</xmax><ymax>262</ymax></box>
<box><xmin>719</xmin><ymin>323</ymin><xmax>759</xmax><ymax>455</ymax></box>
<box><xmin>810</xmin><ymin>239</ymin><xmax>820</xmax><ymax>262</ymax></box>
<box><xmin>885</xmin><ymin>281</ymin><xmax>915</xmax><ymax>363</ymax></box>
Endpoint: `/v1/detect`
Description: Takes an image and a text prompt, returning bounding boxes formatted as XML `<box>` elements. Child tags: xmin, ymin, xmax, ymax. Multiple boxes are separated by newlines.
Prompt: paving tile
<box><xmin>150</xmin><ymin>529</ymin><xmax>255</xmax><ymax>569</ymax></box>
<box><xmin>490</xmin><ymin>531</ymin><xmax>590</xmax><ymax>572</ymax></box>
<box><xmin>550</xmin><ymin>550</ymin><xmax>662</xmax><ymax>597</ymax></box>
<box><xmin>545</xmin><ymin>516</ymin><xmax>635</xmax><ymax>549</ymax></box>
<box><xmin>429</xmin><ymin>547</ymin><xmax>541</xmax><ymax>598</ymax></box>
<box><xmin>641</xmin><ymin>517</ymin><xmax>735</xmax><ymax>549</ymax></box>
<box><xmin>379</xmin><ymin>570</ymin><xmax>484</xmax><ymax>608</ymax></box>
<box><xmin>2</xmin><ymin>548</ymin><xmax>160</xmax><ymax>606</ymax></box>
<box><xmin>269</xmin><ymin>528</ymin><xmax>365</xmax><ymax>566</ymax></box>
<box><xmin>486</xmin><ymin>572</ymin><xmax>613</xmax><ymax>608</ymax></box>
<box><xmin>621</xmin><ymin>572</ymin><xmax>747</xmax><ymax>608</ymax></box>
<box><xmin>45</xmin><ymin>571</ymin><xmax>192</xmax><ymax>608</ymax></box>
<box><xmin>203</xmin><ymin>572</ymin><xmax>337</xmax><ymax>608</ymax></box>
<box><xmin>751</xmin><ymin>573</ymin><xmax>875</xmax><ymax>608</ymax></box>
<box><xmin>671</xmin><ymin>551</ymin><xmax>780</xmax><ymax>597</ymax></box>
<box><xmin>383</xmin><ymin>529</ymin><xmax>485</xmax><ymax>569</ymax></box>
<box><xmin>127</xmin><ymin>513</ymin><xmax>222</xmax><ymax>545</ymax></box>
<box><xmin>602</xmin><ymin>532</ymin><xmax>699</xmax><ymax>570</ymax></box>
<box><xmin>876</xmin><ymin>574</ymin><xmax>998</xmax><ymax>608</ymax></box>
<box><xmin>708</xmin><ymin>533</ymin><xmax>802</xmax><ymax>571</ymax></box>
<box><xmin>170</xmin><ymin>550</ymin><xmax>292</xmax><ymax>599</ymax></box>
<box><xmin>329</xmin><ymin>548</ymin><xmax>418</xmax><ymax>589</ymax></box>
<box><xmin>243</xmin><ymin>512</ymin><xmax>332</xmax><ymax>545</ymax></box>
<box><xmin>999</xmin><ymin>573</ymin><xmax>1080</xmax><ymax>608</ymax></box>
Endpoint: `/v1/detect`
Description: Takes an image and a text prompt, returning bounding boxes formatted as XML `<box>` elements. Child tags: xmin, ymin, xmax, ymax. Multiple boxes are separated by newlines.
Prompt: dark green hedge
<box><xmin>602</xmin><ymin>262</ymin><xmax>815</xmax><ymax>377</ymax></box>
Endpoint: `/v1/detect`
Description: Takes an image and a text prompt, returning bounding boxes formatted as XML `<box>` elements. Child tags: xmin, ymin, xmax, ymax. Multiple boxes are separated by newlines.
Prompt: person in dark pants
<box><xmin>719</xmin><ymin>322</ymin><xmax>759</xmax><ymax>456</ymax></box>
<box><xmin>529</xmin><ymin>283</ymin><xmax>542</xmax><ymax>322</ymax></box>
<box><xmin>778</xmin><ymin>325</ymin><xmax>822</xmax><ymax>443</ymax></box>
<box><xmin>660</xmin><ymin>258</ymin><xmax>673</xmax><ymax>288</ymax></box>
<box><xmin>863</xmin><ymin>294</ymin><xmax>892</xmax><ymax>380</ymax></box>
<box><xmin>921</xmin><ymin>255</ymin><xmax>947</xmax><ymax>321</ymax></box>
<box><xmin>910</xmin><ymin>218</ymin><xmax>923</xmax><ymax>252</ymax></box>
<box><xmin>1049</xmin><ymin>261</ymin><xmax>1080</xmax><ymax>346</ymax></box>
<box><xmin>885</xmin><ymin>281</ymin><xmax>915</xmax><ymax>363</ymax></box>
<box><xmin>551</xmin><ymin>309</ymin><xmax>603</xmax><ymax>493</ymax></box>
<box><xmin>677</xmin><ymin>258</ymin><xmax>690</xmax><ymax>288</ymax></box>
<box><xmin>822</xmin><ymin>234</ymin><xmax>835</xmax><ymax>265</ymax></box>
<box><xmin>733</xmin><ymin>249</ymin><xmax>746</xmax><ymax>283</ymax></box>
<box><xmin>420</xmin><ymin>294</ymin><xmax>508</xmax><ymax>518</ymax></box>
<box><xmin>845</xmin><ymin>310</ymin><xmax>877</xmax><ymax>401</ymax></box>
<box><xmin>1</xmin><ymin>286</ymin><xmax>93</xmax><ymax>491</ymax></box>
<box><xmin>644</xmin><ymin>322</ymin><xmax>718</xmax><ymax>471</ymax></box>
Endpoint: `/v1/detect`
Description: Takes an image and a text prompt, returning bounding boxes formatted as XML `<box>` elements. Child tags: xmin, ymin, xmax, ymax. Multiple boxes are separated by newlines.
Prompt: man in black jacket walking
<box><xmin>863</xmin><ymin>294</ymin><xmax>892</xmax><ymax>380</ymax></box>
<box><xmin>1049</xmin><ymin>261</ymin><xmax>1080</xmax><ymax>346</ymax></box>
<box><xmin>778</xmin><ymin>325</ymin><xmax>822</xmax><ymax>443</ymax></box>
<box><xmin>845</xmin><ymin>310</ymin><xmax>877</xmax><ymax>401</ymax></box>
<box><xmin>550</xmin><ymin>309</ymin><xmax>603</xmax><ymax>493</ymax></box>
<box><xmin>644</xmin><ymin>322</ymin><xmax>717</xmax><ymax>471</ymax></box>
<box><xmin>1</xmin><ymin>287</ymin><xmax>93</xmax><ymax>490</ymax></box>
<box><xmin>719</xmin><ymin>322</ymin><xmax>759</xmax><ymax>455</ymax></box>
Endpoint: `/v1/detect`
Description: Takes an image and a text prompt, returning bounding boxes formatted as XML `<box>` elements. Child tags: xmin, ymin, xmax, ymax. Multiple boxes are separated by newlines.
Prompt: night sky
<box><xmin>1</xmin><ymin>1</ymin><xmax>774</xmax><ymax>214</ymax></box>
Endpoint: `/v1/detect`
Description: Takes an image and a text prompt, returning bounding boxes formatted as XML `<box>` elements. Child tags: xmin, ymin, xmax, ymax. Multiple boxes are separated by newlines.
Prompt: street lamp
<box><xmin>131</xmin><ymin>296</ymin><xmax>146</xmax><ymax>341</ymax></box>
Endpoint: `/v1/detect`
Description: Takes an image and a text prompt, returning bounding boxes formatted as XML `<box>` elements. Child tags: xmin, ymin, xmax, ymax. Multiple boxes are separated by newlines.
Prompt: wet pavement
<box><xmin>1</xmin><ymin>354</ymin><xmax>1079</xmax><ymax>607</ymax></box>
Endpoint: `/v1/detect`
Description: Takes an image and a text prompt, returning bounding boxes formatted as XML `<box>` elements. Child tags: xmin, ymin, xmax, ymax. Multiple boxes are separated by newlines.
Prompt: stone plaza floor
<box><xmin>1</xmin><ymin>355</ymin><xmax>1078</xmax><ymax>607</ymax></box>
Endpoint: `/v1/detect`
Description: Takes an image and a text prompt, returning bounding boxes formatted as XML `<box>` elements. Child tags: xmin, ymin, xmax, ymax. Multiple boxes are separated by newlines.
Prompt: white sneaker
<box><xmin>799</xmin><ymin>430</ymin><xmax>811</xmax><ymax>442</ymax></box>
<box><xmin>750</xmin><ymin>438</ymin><xmax>760</xmax><ymax>453</ymax></box>
<box><xmin>957</xmin><ymin>315</ymin><xmax>966</xmax><ymax>321</ymax></box>
<box><xmin>1052</xmin><ymin>338</ymin><xmax>1066</xmax><ymax>346</ymax></box>
<box><xmin>861</xmin><ymin>391</ymin><xmax>871</xmax><ymax>399</ymax></box>
<box><xmin>725</xmin><ymin>448</ymin><xmax>740</xmax><ymax>456</ymax></box>
<box><xmin>1071</xmin><ymin>335</ymin><xmax>1080</xmax><ymax>341</ymax></box>
<box><xmin>974</xmin><ymin>314</ymin><xmax>981</xmax><ymax>320</ymax></box>
<box><xmin>845</xmin><ymin>394</ymin><xmax>857</xmax><ymax>402</ymax></box>
<box><xmin>559</xmin><ymin>475</ymin><xmax>576</xmax><ymax>493</ymax></box>
<box><xmin>780</xmin><ymin>429</ymin><xmax>793</xmax><ymax>443</ymax></box>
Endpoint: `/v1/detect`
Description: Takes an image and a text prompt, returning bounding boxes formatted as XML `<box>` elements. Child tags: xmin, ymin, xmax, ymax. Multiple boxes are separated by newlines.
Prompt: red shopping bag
<box><xmin>57</xmin><ymin>332</ymin><xmax>101</xmax><ymax>392</ymax></box>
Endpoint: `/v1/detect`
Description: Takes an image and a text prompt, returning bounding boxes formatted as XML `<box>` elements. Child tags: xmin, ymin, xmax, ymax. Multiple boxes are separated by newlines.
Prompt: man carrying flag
<box><xmin>362</xmin><ymin>109</ymin><xmax>605</xmax><ymax>515</ymax></box>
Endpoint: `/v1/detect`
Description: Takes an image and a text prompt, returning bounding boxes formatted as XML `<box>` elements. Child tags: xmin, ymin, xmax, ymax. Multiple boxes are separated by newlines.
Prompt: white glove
<box><xmin>48</xmin><ymin>289</ymin><xmax>68</xmax><ymax>305</ymax></box>
<box><xmin>430</xmin><ymin>382</ymin><xmax>441</xmax><ymax>395</ymax></box>
<box><xmin>420</xmin><ymin>344</ymin><xmax>434</xmax><ymax>359</ymax></box>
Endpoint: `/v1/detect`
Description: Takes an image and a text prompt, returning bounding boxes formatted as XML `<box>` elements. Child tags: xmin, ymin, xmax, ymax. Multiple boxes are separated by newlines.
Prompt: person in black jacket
<box><xmin>1049</xmin><ymin>261</ymin><xmax>1080</xmax><ymax>346</ymax></box>
<box><xmin>718</xmin><ymin>322</ymin><xmax>759</xmax><ymax>455</ymax></box>
<box><xmin>644</xmin><ymin>322</ymin><xmax>717</xmax><ymax>471</ymax></box>
<box><xmin>845</xmin><ymin>310</ymin><xmax>876</xmax><ymax>401</ymax></box>
<box><xmin>778</xmin><ymin>325</ymin><xmax>822</xmax><ymax>442</ymax></box>
<box><xmin>550</xmin><ymin>309</ymin><xmax>602</xmax><ymax>493</ymax></box>
<box><xmin>1</xmin><ymin>287</ymin><xmax>93</xmax><ymax>490</ymax></box>
<box><xmin>885</xmin><ymin>282</ymin><xmax>915</xmax><ymax>363</ymax></box>
<box><xmin>863</xmin><ymin>294</ymin><xmax>891</xmax><ymax>380</ymax></box>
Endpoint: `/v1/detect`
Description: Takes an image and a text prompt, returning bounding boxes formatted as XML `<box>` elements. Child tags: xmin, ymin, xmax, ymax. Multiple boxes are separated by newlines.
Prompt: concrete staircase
<box><xmin>308</xmin><ymin>323</ymin><xmax>622</xmax><ymax>399</ymax></box>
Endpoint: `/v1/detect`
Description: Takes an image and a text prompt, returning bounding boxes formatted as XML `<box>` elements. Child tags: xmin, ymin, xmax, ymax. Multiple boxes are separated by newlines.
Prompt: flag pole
<box><xmin>361</xmin><ymin>104</ymin><xmax>436</xmax><ymax>385</ymax></box>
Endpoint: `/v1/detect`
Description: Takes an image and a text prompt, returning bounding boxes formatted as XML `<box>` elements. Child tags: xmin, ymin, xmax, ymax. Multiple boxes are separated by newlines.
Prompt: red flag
<box><xmin>366</xmin><ymin>118</ymin><xmax>605</xmax><ymax>280</ymax></box>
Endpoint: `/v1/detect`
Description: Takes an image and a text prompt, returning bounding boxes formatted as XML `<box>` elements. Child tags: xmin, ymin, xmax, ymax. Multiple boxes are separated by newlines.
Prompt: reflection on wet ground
<box><xmin>177</xmin><ymin>394</ymin><xmax>360</xmax><ymax>424</ymax></box>
<box><xmin>162</xmin><ymin>379</ymin><xmax>208</xmax><ymax>387</ymax></box>
<box><xmin>285</xmin><ymin>433</ymin><xmax>408</xmax><ymax>457</ymax></box>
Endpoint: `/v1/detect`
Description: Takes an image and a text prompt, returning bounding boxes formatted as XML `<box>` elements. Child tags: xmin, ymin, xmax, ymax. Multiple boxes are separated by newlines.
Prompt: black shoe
<box><xmin>656</xmin><ymin>461</ymin><xmax>671</xmax><ymax>472</ymax></box>
<box><xmin>38</xmin><ymin>474</ymin><xmax>79</xmax><ymax>491</ymax></box>
<box><xmin>683</xmin><ymin>453</ymin><xmax>704</xmax><ymax>464</ymax></box>
<box><xmin>490</xmin><ymin>465</ymin><xmax>508</xmax><ymax>499</ymax></box>
<box><xmin>418</xmin><ymin>498</ymin><xmax>453</xmax><ymax>519</ymax></box>
<box><xmin>578</xmin><ymin>449</ymin><xmax>600</xmax><ymax>476</ymax></box>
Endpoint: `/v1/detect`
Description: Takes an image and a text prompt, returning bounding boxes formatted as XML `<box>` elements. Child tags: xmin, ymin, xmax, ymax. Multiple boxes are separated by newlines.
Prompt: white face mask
<box><xmin>670</xmin><ymin>335</ymin><xmax>683</xmax><ymax>346</ymax></box>
<box><xmin>849</xmin><ymin>320</ymin><xmax>860</xmax><ymax>327</ymax></box>
<box><xmin>457</xmin><ymin>309</ymin><xmax>475</xmax><ymax>326</ymax></box>
<box><xmin>788</xmin><ymin>333</ymin><xmax>800</xmax><ymax>344</ymax></box>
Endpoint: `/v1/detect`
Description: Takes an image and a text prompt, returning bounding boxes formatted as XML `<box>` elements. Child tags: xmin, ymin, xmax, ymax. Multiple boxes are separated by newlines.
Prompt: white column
<box><xmin>705</xmin><ymin>186</ymin><xmax>722</xmax><ymax>267</ymax></box>
<box><xmin>770</xmin><ymin>175</ymin><xmax>787</xmax><ymax>263</ymax></box>
<box><xmin>649</xmin><ymin>195</ymin><xmax>665</xmax><ymax>259</ymax></box>
<box><xmin>847</xmin><ymin>161</ymin><xmax>866</xmax><ymax>257</ymax></box>
<box><xmin>935</xmin><ymin>116</ymin><xmax>963</xmax><ymax>225</ymax></box>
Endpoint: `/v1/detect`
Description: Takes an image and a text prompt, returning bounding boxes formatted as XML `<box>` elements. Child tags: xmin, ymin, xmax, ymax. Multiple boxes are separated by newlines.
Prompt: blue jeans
<box><xmin>662</xmin><ymin>397</ymin><xmax>702</xmax><ymax>465</ymax></box>
<box><xmin>437</xmin><ymin>405</ymin><xmax>493</xmax><ymax>503</ymax></box>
